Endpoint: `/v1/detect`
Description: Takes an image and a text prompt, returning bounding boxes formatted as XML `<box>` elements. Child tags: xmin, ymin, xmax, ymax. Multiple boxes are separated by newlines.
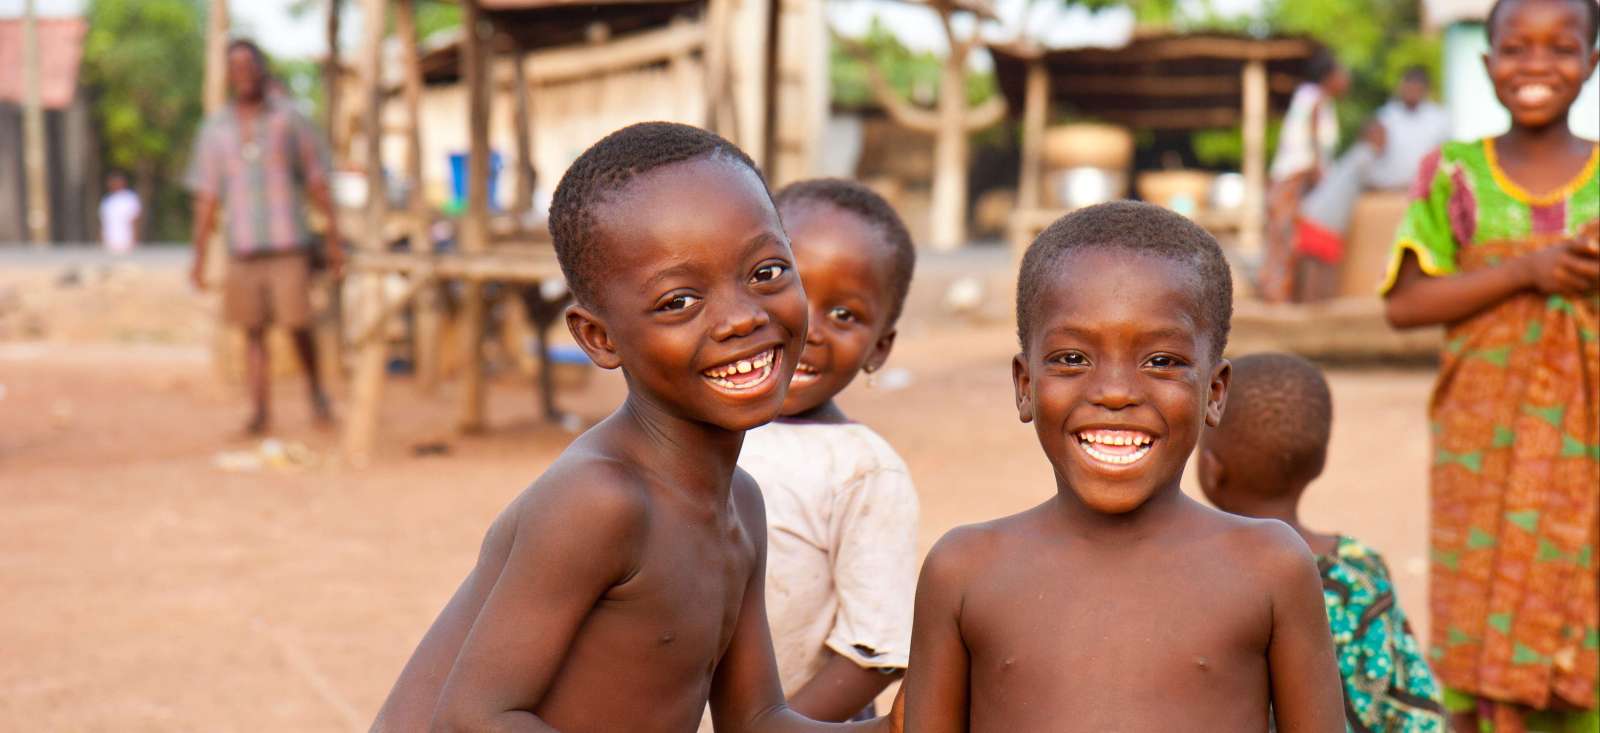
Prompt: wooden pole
<box><xmin>343</xmin><ymin>0</ymin><xmax>392</xmax><ymax>463</ymax></box>
<box><xmin>204</xmin><ymin>0</ymin><xmax>230</xmax><ymax>113</ymax></box>
<box><xmin>511</xmin><ymin>45</ymin><xmax>536</xmax><ymax>221</ymax></box>
<box><xmin>1017</xmin><ymin>57</ymin><xmax>1048</xmax><ymax>213</ymax></box>
<box><xmin>22</xmin><ymin>0</ymin><xmax>51</xmax><ymax>246</ymax></box>
<box><xmin>1014</xmin><ymin>56</ymin><xmax>1049</xmax><ymax>258</ymax></box>
<box><xmin>203</xmin><ymin>0</ymin><xmax>232</xmax><ymax>386</ymax></box>
<box><xmin>457</xmin><ymin>0</ymin><xmax>491</xmax><ymax>434</ymax></box>
<box><xmin>1240</xmin><ymin>58</ymin><xmax>1267</xmax><ymax>259</ymax></box>
<box><xmin>396</xmin><ymin>0</ymin><xmax>443</xmax><ymax>392</ymax></box>
<box><xmin>325</xmin><ymin>0</ymin><xmax>342</xmax><ymax>142</ymax></box>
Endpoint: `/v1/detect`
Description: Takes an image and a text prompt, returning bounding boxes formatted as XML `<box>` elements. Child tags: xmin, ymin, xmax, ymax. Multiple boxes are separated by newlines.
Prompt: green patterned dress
<box><xmin>1383</xmin><ymin>138</ymin><xmax>1599</xmax><ymax>733</ymax></box>
<box><xmin>1320</xmin><ymin>535</ymin><xmax>1448</xmax><ymax>732</ymax></box>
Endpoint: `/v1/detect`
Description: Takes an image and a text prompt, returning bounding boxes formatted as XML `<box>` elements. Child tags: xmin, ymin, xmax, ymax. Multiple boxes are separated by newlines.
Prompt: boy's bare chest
<box><xmin>594</xmin><ymin>515</ymin><xmax>758</xmax><ymax>663</ymax></box>
<box><xmin>959</xmin><ymin>554</ymin><xmax>1272</xmax><ymax>730</ymax></box>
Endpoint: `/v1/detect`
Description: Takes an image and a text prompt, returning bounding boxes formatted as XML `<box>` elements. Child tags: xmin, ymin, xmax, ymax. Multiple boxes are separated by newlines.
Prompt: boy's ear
<box><xmin>862</xmin><ymin>328</ymin><xmax>898</xmax><ymax>374</ymax></box>
<box><xmin>1205</xmin><ymin>358</ymin><xmax>1231</xmax><ymax>428</ymax></box>
<box><xmin>1011</xmin><ymin>352</ymin><xmax>1034</xmax><ymax>424</ymax></box>
<box><xmin>565</xmin><ymin>304</ymin><xmax>621</xmax><ymax>370</ymax></box>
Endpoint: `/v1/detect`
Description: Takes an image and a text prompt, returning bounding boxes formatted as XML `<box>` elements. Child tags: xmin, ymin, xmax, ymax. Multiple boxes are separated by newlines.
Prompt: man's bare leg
<box><xmin>245</xmin><ymin>328</ymin><xmax>271</xmax><ymax>435</ymax></box>
<box><xmin>293</xmin><ymin>328</ymin><xmax>333</xmax><ymax>426</ymax></box>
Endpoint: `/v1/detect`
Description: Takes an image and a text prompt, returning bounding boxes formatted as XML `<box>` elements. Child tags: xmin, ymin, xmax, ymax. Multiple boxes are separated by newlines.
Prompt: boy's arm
<box><xmin>787</xmin><ymin>653</ymin><xmax>899</xmax><ymax>721</ymax></box>
<box><xmin>429</xmin><ymin>475</ymin><xmax>645</xmax><ymax>732</ymax></box>
<box><xmin>1261</xmin><ymin>526</ymin><xmax>1345</xmax><ymax>733</ymax></box>
<box><xmin>901</xmin><ymin>532</ymin><xmax>974</xmax><ymax>733</ymax></box>
<box><xmin>708</xmin><ymin>476</ymin><xmax>896</xmax><ymax>733</ymax></box>
<box><xmin>789</xmin><ymin>461</ymin><xmax>919</xmax><ymax>720</ymax></box>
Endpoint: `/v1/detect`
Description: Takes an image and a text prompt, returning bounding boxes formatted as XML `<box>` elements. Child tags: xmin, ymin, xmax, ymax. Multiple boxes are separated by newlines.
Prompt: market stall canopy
<box><xmin>989</xmin><ymin>33</ymin><xmax>1323</xmax><ymax>131</ymax></box>
<box><xmin>420</xmin><ymin>0</ymin><xmax>705</xmax><ymax>81</ymax></box>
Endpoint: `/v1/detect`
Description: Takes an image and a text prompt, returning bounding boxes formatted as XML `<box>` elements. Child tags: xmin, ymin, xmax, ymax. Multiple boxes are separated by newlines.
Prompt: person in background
<box><xmin>1198</xmin><ymin>353</ymin><xmax>1448</xmax><ymax>732</ymax></box>
<box><xmin>187</xmin><ymin>39</ymin><xmax>343</xmax><ymax>436</ymax></box>
<box><xmin>1263</xmin><ymin>48</ymin><xmax>1350</xmax><ymax>303</ymax></box>
<box><xmin>1383</xmin><ymin>0</ymin><xmax>1599</xmax><ymax>729</ymax></box>
<box><xmin>1296</xmin><ymin>66</ymin><xmax>1454</xmax><ymax>301</ymax></box>
<box><xmin>99</xmin><ymin>171</ymin><xmax>141</xmax><ymax>255</ymax></box>
<box><xmin>1367</xmin><ymin>67</ymin><xmax>1454</xmax><ymax>191</ymax></box>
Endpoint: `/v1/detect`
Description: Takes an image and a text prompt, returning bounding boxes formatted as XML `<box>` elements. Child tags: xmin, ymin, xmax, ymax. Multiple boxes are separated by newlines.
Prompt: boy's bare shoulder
<box><xmin>1187</xmin><ymin>503</ymin><xmax>1318</xmax><ymax>584</ymax></box>
<box><xmin>495</xmin><ymin>439</ymin><xmax>654</xmax><ymax>554</ymax></box>
<box><xmin>921</xmin><ymin>508</ymin><xmax>1047</xmax><ymax>591</ymax></box>
<box><xmin>729</xmin><ymin>466</ymin><xmax>768</xmax><ymax>532</ymax></box>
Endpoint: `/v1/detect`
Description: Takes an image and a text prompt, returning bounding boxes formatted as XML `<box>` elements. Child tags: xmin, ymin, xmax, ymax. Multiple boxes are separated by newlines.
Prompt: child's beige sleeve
<box><xmin>824</xmin><ymin>444</ymin><xmax>920</xmax><ymax>671</ymax></box>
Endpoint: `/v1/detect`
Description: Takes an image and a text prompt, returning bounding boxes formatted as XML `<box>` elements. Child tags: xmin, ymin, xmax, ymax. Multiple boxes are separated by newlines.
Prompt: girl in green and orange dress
<box><xmin>1383</xmin><ymin>0</ymin><xmax>1600</xmax><ymax>730</ymax></box>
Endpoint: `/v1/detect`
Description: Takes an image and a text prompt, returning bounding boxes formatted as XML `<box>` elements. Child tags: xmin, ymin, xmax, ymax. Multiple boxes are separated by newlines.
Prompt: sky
<box><xmin>1</xmin><ymin>0</ymin><xmax>1266</xmax><ymax>60</ymax></box>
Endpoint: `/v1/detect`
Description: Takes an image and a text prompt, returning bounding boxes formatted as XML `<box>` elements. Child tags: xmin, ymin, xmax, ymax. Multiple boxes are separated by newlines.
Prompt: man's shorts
<box><xmin>223</xmin><ymin>251</ymin><xmax>313</xmax><ymax>330</ymax></box>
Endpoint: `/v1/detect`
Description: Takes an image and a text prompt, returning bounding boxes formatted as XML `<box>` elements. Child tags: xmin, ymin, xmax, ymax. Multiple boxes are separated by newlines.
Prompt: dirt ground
<box><xmin>0</xmin><ymin>254</ymin><xmax>1439</xmax><ymax>731</ymax></box>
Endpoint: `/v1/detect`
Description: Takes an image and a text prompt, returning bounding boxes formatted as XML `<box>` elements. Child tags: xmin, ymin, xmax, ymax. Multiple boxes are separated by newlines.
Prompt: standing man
<box><xmin>188</xmin><ymin>39</ymin><xmax>343</xmax><ymax>435</ymax></box>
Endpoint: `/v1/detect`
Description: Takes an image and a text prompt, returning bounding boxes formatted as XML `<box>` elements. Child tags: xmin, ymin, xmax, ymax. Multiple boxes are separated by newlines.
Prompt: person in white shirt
<box><xmin>99</xmin><ymin>172</ymin><xmax>142</xmax><ymax>254</ymax></box>
<box><xmin>1296</xmin><ymin>67</ymin><xmax>1454</xmax><ymax>301</ymax></box>
<box><xmin>699</xmin><ymin>178</ymin><xmax>920</xmax><ymax>729</ymax></box>
<box><xmin>1263</xmin><ymin>49</ymin><xmax>1350</xmax><ymax>303</ymax></box>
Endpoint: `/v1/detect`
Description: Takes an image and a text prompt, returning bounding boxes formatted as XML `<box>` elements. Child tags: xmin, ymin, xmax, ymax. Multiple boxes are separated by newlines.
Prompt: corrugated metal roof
<box><xmin>0</xmin><ymin>18</ymin><xmax>87</xmax><ymax>109</ymax></box>
<box><xmin>1423</xmin><ymin>0</ymin><xmax>1493</xmax><ymax>29</ymax></box>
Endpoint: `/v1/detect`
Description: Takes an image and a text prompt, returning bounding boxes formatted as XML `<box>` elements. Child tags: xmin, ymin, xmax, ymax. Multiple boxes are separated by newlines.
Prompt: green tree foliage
<box><xmin>830</xmin><ymin>18</ymin><xmax>996</xmax><ymax>111</ymax></box>
<box><xmin>1266</xmin><ymin>0</ymin><xmax>1441</xmax><ymax>138</ymax></box>
<box><xmin>81</xmin><ymin>0</ymin><xmax>206</xmax><ymax>239</ymax></box>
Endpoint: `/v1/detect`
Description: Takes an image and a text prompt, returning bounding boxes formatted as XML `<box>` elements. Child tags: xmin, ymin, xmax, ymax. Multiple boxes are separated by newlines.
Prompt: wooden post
<box><xmin>324</xmin><ymin>0</ymin><xmax>342</xmax><ymax>142</ymax></box>
<box><xmin>22</xmin><ymin>0</ymin><xmax>50</xmax><ymax>246</ymax></box>
<box><xmin>1239</xmin><ymin>58</ymin><xmax>1267</xmax><ymax>259</ymax></box>
<box><xmin>511</xmin><ymin>45</ymin><xmax>536</xmax><ymax>221</ymax></box>
<box><xmin>1017</xmin><ymin>57</ymin><xmax>1048</xmax><ymax>212</ymax></box>
<box><xmin>204</xmin><ymin>0</ymin><xmax>233</xmax><ymax>386</ymax></box>
<box><xmin>1013</xmin><ymin>56</ymin><xmax>1049</xmax><ymax>258</ymax></box>
<box><xmin>396</xmin><ymin>0</ymin><xmax>443</xmax><ymax>392</ymax></box>
<box><xmin>343</xmin><ymin>0</ymin><xmax>392</xmax><ymax>463</ymax></box>
<box><xmin>457</xmin><ymin>0</ymin><xmax>492</xmax><ymax>434</ymax></box>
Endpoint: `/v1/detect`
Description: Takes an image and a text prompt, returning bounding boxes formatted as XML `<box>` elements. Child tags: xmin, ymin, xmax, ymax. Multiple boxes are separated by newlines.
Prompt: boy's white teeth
<box><xmin>704</xmin><ymin>348</ymin><xmax>775</xmax><ymax>378</ymax></box>
<box><xmin>1075</xmin><ymin>429</ymin><xmax>1155</xmax><ymax>466</ymax></box>
<box><xmin>1517</xmin><ymin>84</ymin><xmax>1553</xmax><ymax>104</ymax></box>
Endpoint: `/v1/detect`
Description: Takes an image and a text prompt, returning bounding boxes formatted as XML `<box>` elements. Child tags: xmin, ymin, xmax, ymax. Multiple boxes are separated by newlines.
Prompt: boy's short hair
<box><xmin>1402</xmin><ymin>65</ymin><xmax>1431</xmax><ymax>86</ymax></box>
<box><xmin>548</xmin><ymin>122</ymin><xmax>766</xmax><ymax>308</ymax></box>
<box><xmin>1215</xmin><ymin>353</ymin><xmax>1333</xmax><ymax>488</ymax></box>
<box><xmin>1487</xmin><ymin>0</ymin><xmax>1600</xmax><ymax>43</ymax></box>
<box><xmin>775</xmin><ymin>178</ymin><xmax>917</xmax><ymax>327</ymax></box>
<box><xmin>1015</xmin><ymin>200</ymin><xmax>1233</xmax><ymax>359</ymax></box>
<box><xmin>1305</xmin><ymin>48</ymin><xmax>1342</xmax><ymax>84</ymax></box>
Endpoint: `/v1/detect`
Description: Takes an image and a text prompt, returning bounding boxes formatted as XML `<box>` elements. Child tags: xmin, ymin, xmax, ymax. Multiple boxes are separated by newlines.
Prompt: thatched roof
<box><xmin>988</xmin><ymin>33</ymin><xmax>1323</xmax><ymax>131</ymax></box>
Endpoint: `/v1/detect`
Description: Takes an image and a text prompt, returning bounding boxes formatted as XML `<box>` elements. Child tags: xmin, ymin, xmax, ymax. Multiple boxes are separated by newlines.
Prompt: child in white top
<box><xmin>700</xmin><ymin>178</ymin><xmax>920</xmax><ymax>729</ymax></box>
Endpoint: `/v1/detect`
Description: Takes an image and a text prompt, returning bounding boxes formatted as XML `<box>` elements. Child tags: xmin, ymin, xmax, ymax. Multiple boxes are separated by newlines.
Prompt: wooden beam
<box><xmin>511</xmin><ymin>44</ymin><xmax>535</xmax><ymax>220</ymax></box>
<box><xmin>517</xmin><ymin>20</ymin><xmax>705</xmax><ymax>86</ymax></box>
<box><xmin>1045</xmin><ymin>72</ymin><xmax>1300</xmax><ymax>97</ymax></box>
<box><xmin>1239</xmin><ymin>59</ymin><xmax>1268</xmax><ymax>259</ymax></box>
<box><xmin>351</xmin><ymin>248</ymin><xmax>563</xmax><ymax>281</ymax></box>
<box><xmin>1017</xmin><ymin>58</ymin><xmax>1048</xmax><ymax>220</ymax></box>
<box><xmin>458</xmin><ymin>0</ymin><xmax>491</xmax><ymax>434</ymax></box>
<box><xmin>396</xmin><ymin>0</ymin><xmax>443</xmax><ymax>393</ymax></box>
<box><xmin>344</xmin><ymin>0</ymin><xmax>394</xmax><ymax>464</ymax></box>
<box><xmin>21</xmin><ymin>0</ymin><xmax>51</xmax><ymax>246</ymax></box>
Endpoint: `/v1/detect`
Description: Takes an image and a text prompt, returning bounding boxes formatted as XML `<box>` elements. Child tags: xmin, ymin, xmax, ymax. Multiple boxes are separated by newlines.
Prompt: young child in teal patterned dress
<box><xmin>1197</xmin><ymin>353</ymin><xmax>1447</xmax><ymax>732</ymax></box>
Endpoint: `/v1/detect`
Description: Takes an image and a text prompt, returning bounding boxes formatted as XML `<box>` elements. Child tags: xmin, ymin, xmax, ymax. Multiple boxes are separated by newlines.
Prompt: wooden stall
<box><xmin>336</xmin><ymin>0</ymin><xmax>825</xmax><ymax>463</ymax></box>
<box><xmin>988</xmin><ymin>34</ymin><xmax>1320</xmax><ymax>260</ymax></box>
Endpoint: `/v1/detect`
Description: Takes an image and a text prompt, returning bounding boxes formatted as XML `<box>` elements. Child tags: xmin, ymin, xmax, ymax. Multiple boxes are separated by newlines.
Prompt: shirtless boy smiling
<box><xmin>372</xmin><ymin>123</ymin><xmax>898</xmax><ymax>733</ymax></box>
<box><xmin>900</xmin><ymin>202</ymin><xmax>1345</xmax><ymax>733</ymax></box>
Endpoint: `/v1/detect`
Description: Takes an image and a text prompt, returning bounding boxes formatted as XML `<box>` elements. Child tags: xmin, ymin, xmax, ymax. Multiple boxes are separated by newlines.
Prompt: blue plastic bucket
<box><xmin>448</xmin><ymin>151</ymin><xmax>504</xmax><ymax>212</ymax></box>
